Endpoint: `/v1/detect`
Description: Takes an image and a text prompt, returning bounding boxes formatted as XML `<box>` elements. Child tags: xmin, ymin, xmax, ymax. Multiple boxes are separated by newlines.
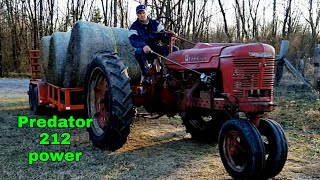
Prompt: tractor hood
<box><xmin>165</xmin><ymin>43</ymin><xmax>275</xmax><ymax>70</ymax></box>
<box><xmin>165</xmin><ymin>43</ymin><xmax>239</xmax><ymax>70</ymax></box>
<box><xmin>220</xmin><ymin>43</ymin><xmax>275</xmax><ymax>59</ymax></box>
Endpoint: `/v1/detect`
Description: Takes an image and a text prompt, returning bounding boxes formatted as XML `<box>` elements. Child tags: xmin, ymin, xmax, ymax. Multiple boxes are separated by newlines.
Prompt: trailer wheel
<box><xmin>28</xmin><ymin>85</ymin><xmax>34</xmax><ymax>110</ymax></box>
<box><xmin>32</xmin><ymin>87</ymin><xmax>43</xmax><ymax>114</ymax></box>
<box><xmin>182</xmin><ymin>111</ymin><xmax>226</xmax><ymax>142</ymax></box>
<box><xmin>219</xmin><ymin>119</ymin><xmax>265</xmax><ymax>179</ymax></box>
<box><xmin>258</xmin><ymin>119</ymin><xmax>288</xmax><ymax>178</ymax></box>
<box><xmin>85</xmin><ymin>51</ymin><xmax>133</xmax><ymax>151</ymax></box>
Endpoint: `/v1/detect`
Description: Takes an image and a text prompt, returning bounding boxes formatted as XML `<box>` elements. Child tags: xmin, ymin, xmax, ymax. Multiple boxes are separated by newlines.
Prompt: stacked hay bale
<box><xmin>63</xmin><ymin>21</ymin><xmax>140</xmax><ymax>88</ymax></box>
<box><xmin>47</xmin><ymin>32</ymin><xmax>71</xmax><ymax>86</ymax></box>
<box><xmin>110</xmin><ymin>27</ymin><xmax>141</xmax><ymax>85</ymax></box>
<box><xmin>39</xmin><ymin>36</ymin><xmax>51</xmax><ymax>81</ymax></box>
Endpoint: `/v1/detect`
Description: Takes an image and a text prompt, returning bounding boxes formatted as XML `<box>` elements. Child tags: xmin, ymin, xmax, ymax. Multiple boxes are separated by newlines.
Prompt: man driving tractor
<box><xmin>128</xmin><ymin>4</ymin><xmax>178</xmax><ymax>84</ymax></box>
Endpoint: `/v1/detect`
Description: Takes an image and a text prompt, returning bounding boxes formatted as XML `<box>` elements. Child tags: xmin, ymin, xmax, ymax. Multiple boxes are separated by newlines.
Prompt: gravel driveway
<box><xmin>0</xmin><ymin>78</ymin><xmax>29</xmax><ymax>98</ymax></box>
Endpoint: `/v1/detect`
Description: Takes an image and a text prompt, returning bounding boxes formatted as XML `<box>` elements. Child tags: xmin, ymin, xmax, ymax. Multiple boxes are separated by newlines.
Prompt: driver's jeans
<box><xmin>134</xmin><ymin>45</ymin><xmax>179</xmax><ymax>76</ymax></box>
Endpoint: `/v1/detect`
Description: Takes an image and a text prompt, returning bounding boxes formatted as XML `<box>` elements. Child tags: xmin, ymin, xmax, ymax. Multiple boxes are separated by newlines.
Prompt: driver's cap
<box><xmin>136</xmin><ymin>4</ymin><xmax>146</xmax><ymax>13</ymax></box>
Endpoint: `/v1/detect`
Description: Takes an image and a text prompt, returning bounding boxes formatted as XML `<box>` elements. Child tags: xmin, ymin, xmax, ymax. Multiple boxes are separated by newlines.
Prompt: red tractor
<box><xmin>84</xmin><ymin>34</ymin><xmax>287</xmax><ymax>179</ymax></box>
<box><xmin>29</xmin><ymin>21</ymin><xmax>287</xmax><ymax>179</ymax></box>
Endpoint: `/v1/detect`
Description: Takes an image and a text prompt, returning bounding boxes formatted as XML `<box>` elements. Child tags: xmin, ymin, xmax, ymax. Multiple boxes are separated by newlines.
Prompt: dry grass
<box><xmin>0</xmin><ymin>73</ymin><xmax>320</xmax><ymax>179</ymax></box>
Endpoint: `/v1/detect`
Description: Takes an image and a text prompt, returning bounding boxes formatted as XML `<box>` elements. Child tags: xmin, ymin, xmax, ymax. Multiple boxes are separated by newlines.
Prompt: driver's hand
<box><xmin>143</xmin><ymin>45</ymin><xmax>152</xmax><ymax>53</ymax></box>
<box><xmin>143</xmin><ymin>45</ymin><xmax>151</xmax><ymax>53</ymax></box>
<box><xmin>167</xmin><ymin>30</ymin><xmax>176</xmax><ymax>37</ymax></box>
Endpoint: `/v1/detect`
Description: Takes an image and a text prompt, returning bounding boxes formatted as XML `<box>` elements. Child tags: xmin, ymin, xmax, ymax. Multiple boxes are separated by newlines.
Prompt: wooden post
<box><xmin>314</xmin><ymin>44</ymin><xmax>320</xmax><ymax>91</ymax></box>
<box><xmin>296</xmin><ymin>51</ymin><xmax>306</xmax><ymax>77</ymax></box>
<box><xmin>275</xmin><ymin>40</ymin><xmax>289</xmax><ymax>86</ymax></box>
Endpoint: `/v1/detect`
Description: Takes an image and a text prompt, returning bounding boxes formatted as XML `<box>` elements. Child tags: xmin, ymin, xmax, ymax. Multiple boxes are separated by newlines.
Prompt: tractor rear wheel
<box><xmin>182</xmin><ymin>111</ymin><xmax>226</xmax><ymax>142</ymax></box>
<box><xmin>84</xmin><ymin>51</ymin><xmax>134</xmax><ymax>151</ymax></box>
<box><xmin>258</xmin><ymin>119</ymin><xmax>288</xmax><ymax>178</ymax></box>
<box><xmin>218</xmin><ymin>119</ymin><xmax>265</xmax><ymax>179</ymax></box>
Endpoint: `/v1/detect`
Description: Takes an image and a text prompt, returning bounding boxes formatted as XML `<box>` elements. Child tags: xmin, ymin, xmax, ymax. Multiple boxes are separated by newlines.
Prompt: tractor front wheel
<box><xmin>84</xmin><ymin>52</ymin><xmax>134</xmax><ymax>151</ymax></box>
<box><xmin>258</xmin><ymin>119</ymin><xmax>288</xmax><ymax>178</ymax></box>
<box><xmin>218</xmin><ymin>119</ymin><xmax>265</xmax><ymax>179</ymax></box>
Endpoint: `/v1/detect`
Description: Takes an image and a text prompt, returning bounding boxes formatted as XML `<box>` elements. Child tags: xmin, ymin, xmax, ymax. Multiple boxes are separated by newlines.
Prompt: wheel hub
<box><xmin>224</xmin><ymin>131</ymin><xmax>247</xmax><ymax>172</ymax></box>
<box><xmin>94</xmin><ymin>76</ymin><xmax>109</xmax><ymax>129</ymax></box>
<box><xmin>88</xmin><ymin>70</ymin><xmax>111</xmax><ymax>137</ymax></box>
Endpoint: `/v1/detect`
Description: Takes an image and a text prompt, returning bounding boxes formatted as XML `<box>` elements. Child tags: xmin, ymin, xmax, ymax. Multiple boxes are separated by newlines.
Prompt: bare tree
<box><xmin>118</xmin><ymin>0</ymin><xmax>128</xmax><ymax>28</ymax></box>
<box><xmin>248</xmin><ymin>0</ymin><xmax>261</xmax><ymax>40</ymax></box>
<box><xmin>113</xmin><ymin>0</ymin><xmax>117</xmax><ymax>26</ymax></box>
<box><xmin>69</xmin><ymin>0</ymin><xmax>86</xmax><ymax>25</ymax></box>
<box><xmin>282</xmin><ymin>0</ymin><xmax>293</xmax><ymax>39</ymax></box>
<box><xmin>48</xmin><ymin>0</ymin><xmax>55</xmax><ymax>34</ymax></box>
<box><xmin>218</xmin><ymin>0</ymin><xmax>232</xmax><ymax>42</ymax></box>
<box><xmin>39</xmin><ymin>0</ymin><xmax>43</xmax><ymax>38</ymax></box>
<box><xmin>235</xmin><ymin>0</ymin><xmax>249</xmax><ymax>40</ymax></box>
<box><xmin>101</xmin><ymin>0</ymin><xmax>109</xmax><ymax>26</ymax></box>
<box><xmin>233</xmin><ymin>4</ymin><xmax>241</xmax><ymax>41</ymax></box>
<box><xmin>272</xmin><ymin>0</ymin><xmax>277</xmax><ymax>42</ymax></box>
<box><xmin>306</xmin><ymin>0</ymin><xmax>320</xmax><ymax>51</ymax></box>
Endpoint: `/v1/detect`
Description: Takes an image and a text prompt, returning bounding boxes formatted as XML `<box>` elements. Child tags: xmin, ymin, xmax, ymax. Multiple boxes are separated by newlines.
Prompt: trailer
<box><xmin>28</xmin><ymin>50</ymin><xmax>84</xmax><ymax>114</ymax></box>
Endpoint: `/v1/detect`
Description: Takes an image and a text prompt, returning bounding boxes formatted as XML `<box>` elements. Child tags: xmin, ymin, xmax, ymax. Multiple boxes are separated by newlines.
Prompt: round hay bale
<box><xmin>64</xmin><ymin>20</ymin><xmax>141</xmax><ymax>88</ymax></box>
<box><xmin>46</xmin><ymin>32</ymin><xmax>71</xmax><ymax>86</ymax></box>
<box><xmin>110</xmin><ymin>27</ymin><xmax>141</xmax><ymax>85</ymax></box>
<box><xmin>40</xmin><ymin>36</ymin><xmax>51</xmax><ymax>81</ymax></box>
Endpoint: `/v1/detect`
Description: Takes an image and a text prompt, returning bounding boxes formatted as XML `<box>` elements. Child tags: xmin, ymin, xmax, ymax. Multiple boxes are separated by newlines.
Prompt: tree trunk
<box><xmin>272</xmin><ymin>0</ymin><xmax>277</xmax><ymax>44</ymax></box>
<box><xmin>235</xmin><ymin>0</ymin><xmax>248</xmax><ymax>40</ymax></box>
<box><xmin>113</xmin><ymin>0</ymin><xmax>117</xmax><ymax>27</ymax></box>
<box><xmin>218</xmin><ymin>0</ymin><xmax>232</xmax><ymax>42</ymax></box>
<box><xmin>192</xmin><ymin>0</ymin><xmax>196</xmax><ymax>41</ymax></box>
<box><xmin>282</xmin><ymin>0</ymin><xmax>292</xmax><ymax>39</ymax></box>
<box><xmin>234</xmin><ymin>5</ymin><xmax>241</xmax><ymax>41</ymax></box>
<box><xmin>48</xmin><ymin>0</ymin><xmax>55</xmax><ymax>34</ymax></box>
<box><xmin>33</xmin><ymin>0</ymin><xmax>38</xmax><ymax>49</ymax></box>
<box><xmin>307</xmin><ymin>0</ymin><xmax>320</xmax><ymax>55</ymax></box>
<box><xmin>101</xmin><ymin>0</ymin><xmax>109</xmax><ymax>26</ymax></box>
<box><xmin>39</xmin><ymin>0</ymin><xmax>43</xmax><ymax>38</ymax></box>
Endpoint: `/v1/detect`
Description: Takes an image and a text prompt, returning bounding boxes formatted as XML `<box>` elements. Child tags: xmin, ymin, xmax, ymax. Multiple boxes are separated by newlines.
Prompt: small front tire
<box><xmin>259</xmin><ymin>119</ymin><xmax>288</xmax><ymax>178</ymax></box>
<box><xmin>219</xmin><ymin>119</ymin><xmax>265</xmax><ymax>179</ymax></box>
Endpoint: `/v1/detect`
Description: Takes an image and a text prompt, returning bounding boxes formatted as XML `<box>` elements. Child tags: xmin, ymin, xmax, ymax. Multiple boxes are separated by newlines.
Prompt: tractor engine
<box><xmin>162</xmin><ymin>42</ymin><xmax>276</xmax><ymax>118</ymax></box>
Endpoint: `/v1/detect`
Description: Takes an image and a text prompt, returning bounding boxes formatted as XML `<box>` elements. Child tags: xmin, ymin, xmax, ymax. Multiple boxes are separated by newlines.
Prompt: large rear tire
<box><xmin>219</xmin><ymin>119</ymin><xmax>265</xmax><ymax>179</ymax></box>
<box><xmin>85</xmin><ymin>51</ymin><xmax>134</xmax><ymax>151</ymax></box>
<box><xmin>258</xmin><ymin>119</ymin><xmax>288</xmax><ymax>178</ymax></box>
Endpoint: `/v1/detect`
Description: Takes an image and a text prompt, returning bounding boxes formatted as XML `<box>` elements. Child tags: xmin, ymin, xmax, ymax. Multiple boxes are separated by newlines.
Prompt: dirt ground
<box><xmin>0</xmin><ymin>75</ymin><xmax>319</xmax><ymax>180</ymax></box>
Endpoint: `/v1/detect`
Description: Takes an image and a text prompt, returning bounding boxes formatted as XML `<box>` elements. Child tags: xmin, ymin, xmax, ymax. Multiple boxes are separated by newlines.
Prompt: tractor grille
<box><xmin>233</xmin><ymin>58</ymin><xmax>274</xmax><ymax>97</ymax></box>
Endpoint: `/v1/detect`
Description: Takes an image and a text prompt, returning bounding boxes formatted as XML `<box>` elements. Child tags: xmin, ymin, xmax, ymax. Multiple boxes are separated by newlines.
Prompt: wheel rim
<box><xmin>261</xmin><ymin>135</ymin><xmax>270</xmax><ymax>157</ymax></box>
<box><xmin>88</xmin><ymin>68</ymin><xmax>110</xmax><ymax>136</ymax></box>
<box><xmin>223</xmin><ymin>130</ymin><xmax>248</xmax><ymax>172</ymax></box>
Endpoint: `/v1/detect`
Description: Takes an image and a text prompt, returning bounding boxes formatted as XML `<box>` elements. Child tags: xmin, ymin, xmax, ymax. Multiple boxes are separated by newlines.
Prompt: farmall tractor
<box><xmin>30</xmin><ymin>21</ymin><xmax>287</xmax><ymax>179</ymax></box>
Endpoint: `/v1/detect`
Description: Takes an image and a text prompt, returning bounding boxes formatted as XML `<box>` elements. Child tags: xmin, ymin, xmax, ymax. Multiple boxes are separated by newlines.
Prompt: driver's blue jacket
<box><xmin>128</xmin><ymin>18</ymin><xmax>168</xmax><ymax>48</ymax></box>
